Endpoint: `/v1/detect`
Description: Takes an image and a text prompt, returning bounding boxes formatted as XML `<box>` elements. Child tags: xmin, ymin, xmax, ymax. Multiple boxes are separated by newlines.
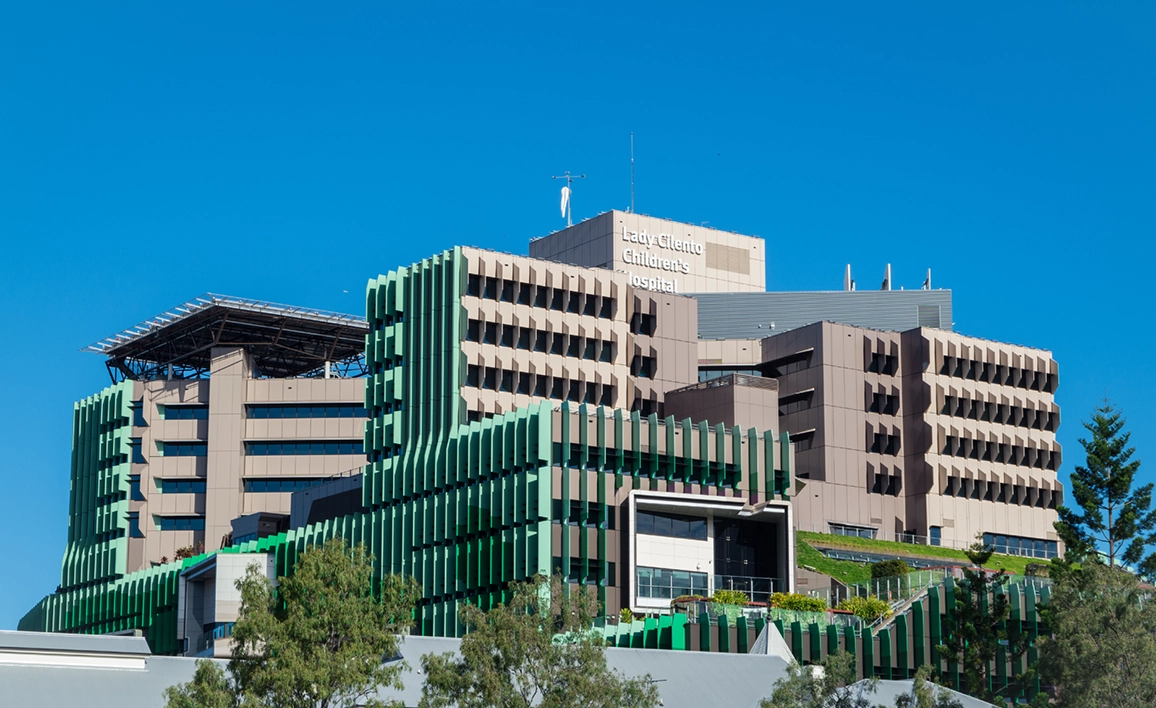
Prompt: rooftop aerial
<box><xmin>84</xmin><ymin>293</ymin><xmax>369</xmax><ymax>382</ymax></box>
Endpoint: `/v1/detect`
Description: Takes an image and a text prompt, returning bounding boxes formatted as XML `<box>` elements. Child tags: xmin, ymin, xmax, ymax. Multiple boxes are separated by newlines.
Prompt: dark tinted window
<box><xmin>636</xmin><ymin>510</ymin><xmax>707</xmax><ymax>541</ymax></box>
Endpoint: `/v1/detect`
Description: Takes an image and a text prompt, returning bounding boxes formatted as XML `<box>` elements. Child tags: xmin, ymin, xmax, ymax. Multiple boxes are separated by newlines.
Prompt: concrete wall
<box><xmin>460</xmin><ymin>247</ymin><xmax>698</xmax><ymax>420</ymax></box>
<box><xmin>530</xmin><ymin>210</ymin><xmax>766</xmax><ymax>294</ymax></box>
<box><xmin>126</xmin><ymin>357</ymin><xmax>367</xmax><ymax>571</ymax></box>
<box><xmin>664</xmin><ymin>374</ymin><xmax>780</xmax><ymax>433</ymax></box>
<box><xmin>759</xmin><ymin>321</ymin><xmax>1062</xmax><ymax>550</ymax></box>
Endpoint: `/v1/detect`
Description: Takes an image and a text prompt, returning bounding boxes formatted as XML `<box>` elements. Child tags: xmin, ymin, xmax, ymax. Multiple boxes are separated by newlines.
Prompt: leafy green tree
<box><xmin>935</xmin><ymin>537</ymin><xmax>1030</xmax><ymax>704</ymax></box>
<box><xmin>836</xmin><ymin>595</ymin><xmax>892</xmax><ymax>622</ymax></box>
<box><xmin>871</xmin><ymin>560</ymin><xmax>912</xmax><ymax>580</ymax></box>
<box><xmin>1038</xmin><ymin>562</ymin><xmax>1156</xmax><ymax>708</ymax></box>
<box><xmin>1055</xmin><ymin>400</ymin><xmax>1155</xmax><ymax>575</ymax></box>
<box><xmin>164</xmin><ymin>538</ymin><xmax>420</xmax><ymax>708</ymax></box>
<box><xmin>760</xmin><ymin>650</ymin><xmax>876</xmax><ymax>708</ymax></box>
<box><xmin>419</xmin><ymin>574</ymin><xmax>658</xmax><ymax>708</ymax></box>
<box><xmin>163</xmin><ymin>659</ymin><xmax>237</xmax><ymax>708</ymax></box>
<box><xmin>892</xmin><ymin>666</ymin><xmax>963</xmax><ymax>708</ymax></box>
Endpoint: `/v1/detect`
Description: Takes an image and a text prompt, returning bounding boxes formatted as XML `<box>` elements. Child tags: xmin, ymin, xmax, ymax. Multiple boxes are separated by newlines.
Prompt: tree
<box><xmin>871</xmin><ymin>560</ymin><xmax>912</xmax><ymax>580</ymax></box>
<box><xmin>1037</xmin><ymin>562</ymin><xmax>1156</xmax><ymax>708</ymax></box>
<box><xmin>164</xmin><ymin>538</ymin><xmax>420</xmax><ymax>708</ymax></box>
<box><xmin>1055</xmin><ymin>400</ymin><xmax>1155</xmax><ymax>575</ymax></box>
<box><xmin>892</xmin><ymin>666</ymin><xmax>964</xmax><ymax>708</ymax></box>
<box><xmin>419</xmin><ymin>574</ymin><xmax>659</xmax><ymax>708</ymax></box>
<box><xmin>935</xmin><ymin>536</ymin><xmax>1030</xmax><ymax>704</ymax></box>
<box><xmin>760</xmin><ymin>650</ymin><xmax>876</xmax><ymax>708</ymax></box>
<box><xmin>163</xmin><ymin>659</ymin><xmax>237</xmax><ymax>708</ymax></box>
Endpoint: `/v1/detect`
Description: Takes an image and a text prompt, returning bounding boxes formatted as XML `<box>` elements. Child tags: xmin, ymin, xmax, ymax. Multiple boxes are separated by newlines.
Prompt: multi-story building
<box><xmin>737</xmin><ymin>321</ymin><xmax>1061</xmax><ymax>553</ymax></box>
<box><xmin>22</xmin><ymin>210</ymin><xmax>1061</xmax><ymax>656</ymax></box>
<box><xmin>62</xmin><ymin>295</ymin><xmax>369</xmax><ymax>592</ymax></box>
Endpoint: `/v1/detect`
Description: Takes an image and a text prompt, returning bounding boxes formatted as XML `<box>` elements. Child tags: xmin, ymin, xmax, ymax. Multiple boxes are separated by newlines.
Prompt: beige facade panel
<box><xmin>530</xmin><ymin>210</ymin><xmax>766</xmax><ymax>294</ymax></box>
<box><xmin>124</xmin><ymin>348</ymin><xmax>369</xmax><ymax>571</ymax></box>
<box><xmin>758</xmin><ymin>320</ymin><xmax>1062</xmax><ymax>552</ymax></box>
<box><xmin>460</xmin><ymin>248</ymin><xmax>698</xmax><ymax>421</ymax></box>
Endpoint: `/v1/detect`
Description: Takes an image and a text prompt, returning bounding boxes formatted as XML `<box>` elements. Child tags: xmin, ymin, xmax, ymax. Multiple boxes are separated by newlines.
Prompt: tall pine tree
<box><xmin>936</xmin><ymin>537</ymin><xmax>1032</xmax><ymax>703</ymax></box>
<box><xmin>1055</xmin><ymin>400</ymin><xmax>1154</xmax><ymax>576</ymax></box>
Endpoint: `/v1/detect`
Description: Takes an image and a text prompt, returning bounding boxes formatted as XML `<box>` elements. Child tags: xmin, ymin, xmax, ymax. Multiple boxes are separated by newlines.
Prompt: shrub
<box><xmin>670</xmin><ymin>595</ymin><xmax>706</xmax><ymax>607</ymax></box>
<box><xmin>769</xmin><ymin>592</ymin><xmax>828</xmax><ymax>612</ymax></box>
<box><xmin>1025</xmin><ymin>563</ymin><xmax>1050</xmax><ymax>577</ymax></box>
<box><xmin>710</xmin><ymin>589</ymin><xmax>750</xmax><ymax>606</ymax></box>
<box><xmin>837</xmin><ymin>595</ymin><xmax>892</xmax><ymax>622</ymax></box>
<box><xmin>871</xmin><ymin>559</ymin><xmax>912</xmax><ymax>579</ymax></box>
<box><xmin>619</xmin><ymin>607</ymin><xmax>634</xmax><ymax>624</ymax></box>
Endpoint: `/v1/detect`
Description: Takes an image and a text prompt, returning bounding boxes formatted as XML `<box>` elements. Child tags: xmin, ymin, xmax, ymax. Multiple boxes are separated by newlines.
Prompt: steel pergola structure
<box><xmin>84</xmin><ymin>294</ymin><xmax>370</xmax><ymax>382</ymax></box>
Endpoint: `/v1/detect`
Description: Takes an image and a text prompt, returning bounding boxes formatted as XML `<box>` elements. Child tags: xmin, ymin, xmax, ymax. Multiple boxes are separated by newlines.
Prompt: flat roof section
<box><xmin>691</xmin><ymin>289</ymin><xmax>953</xmax><ymax>340</ymax></box>
<box><xmin>85</xmin><ymin>294</ymin><xmax>369</xmax><ymax>382</ymax></box>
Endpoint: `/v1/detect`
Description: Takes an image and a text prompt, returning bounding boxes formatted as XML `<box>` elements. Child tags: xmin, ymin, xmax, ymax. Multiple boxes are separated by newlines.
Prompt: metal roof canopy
<box><xmin>84</xmin><ymin>293</ymin><xmax>369</xmax><ymax>383</ymax></box>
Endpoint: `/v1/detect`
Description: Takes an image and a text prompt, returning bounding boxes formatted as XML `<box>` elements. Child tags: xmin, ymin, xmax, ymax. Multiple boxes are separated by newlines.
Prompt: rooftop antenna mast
<box><xmin>552</xmin><ymin>171</ymin><xmax>586</xmax><ymax>227</ymax></box>
<box><xmin>630</xmin><ymin>132</ymin><xmax>635</xmax><ymax>213</ymax></box>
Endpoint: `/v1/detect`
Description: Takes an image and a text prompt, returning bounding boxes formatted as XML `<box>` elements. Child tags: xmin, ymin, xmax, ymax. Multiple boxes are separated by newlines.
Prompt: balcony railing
<box><xmin>713</xmin><ymin>574</ymin><xmax>780</xmax><ymax>603</ymax></box>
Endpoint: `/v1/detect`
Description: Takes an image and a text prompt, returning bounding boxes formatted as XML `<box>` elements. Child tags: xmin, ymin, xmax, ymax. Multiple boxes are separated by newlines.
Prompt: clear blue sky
<box><xmin>1</xmin><ymin>3</ymin><xmax>1153</xmax><ymax>627</ymax></box>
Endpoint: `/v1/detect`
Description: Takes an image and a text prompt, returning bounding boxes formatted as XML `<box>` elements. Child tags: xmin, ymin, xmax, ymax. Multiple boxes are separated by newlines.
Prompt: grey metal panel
<box><xmin>0</xmin><ymin>631</ymin><xmax>996</xmax><ymax>708</ymax></box>
<box><xmin>0</xmin><ymin>632</ymin><xmax>795</xmax><ymax>708</ymax></box>
<box><xmin>0</xmin><ymin>629</ymin><xmax>152</xmax><ymax>656</ymax></box>
<box><xmin>691</xmin><ymin>290</ymin><xmax>953</xmax><ymax>340</ymax></box>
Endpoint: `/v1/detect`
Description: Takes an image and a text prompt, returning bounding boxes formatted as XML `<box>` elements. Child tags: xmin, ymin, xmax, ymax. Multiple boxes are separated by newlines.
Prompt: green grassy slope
<box><xmin>797</xmin><ymin>531</ymin><xmax>1037</xmax><ymax>578</ymax></box>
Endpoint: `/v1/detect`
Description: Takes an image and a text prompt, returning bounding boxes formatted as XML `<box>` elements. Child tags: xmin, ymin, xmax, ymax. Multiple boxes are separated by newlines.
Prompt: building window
<box><xmin>600</xmin><ymin>385</ymin><xmax>615</xmax><ymax>407</ymax></box>
<box><xmin>599</xmin><ymin>341</ymin><xmax>615</xmax><ymax>363</ymax></box>
<box><xmin>128</xmin><ymin>512</ymin><xmax>143</xmax><ymax>538</ymax></box>
<box><xmin>160</xmin><ymin>442</ymin><xmax>207</xmax><ymax>457</ymax></box>
<box><xmin>929</xmin><ymin>526</ymin><xmax>941</xmax><ymax>547</ymax></box>
<box><xmin>247</xmin><ymin>404</ymin><xmax>367</xmax><ymax>419</ymax></box>
<box><xmin>130</xmin><ymin>475</ymin><xmax>145</xmax><ymax>501</ymax></box>
<box><xmin>244</xmin><ymin>478</ymin><xmax>328</xmax><ymax>493</ymax></box>
<box><xmin>867</xmin><ymin>352</ymin><xmax>899</xmax><ymax>375</ymax></box>
<box><xmin>829</xmin><ymin>522</ymin><xmax>877</xmax><ymax>539</ymax></box>
<box><xmin>567</xmin><ymin>292</ymin><xmax>582</xmax><ymax>314</ymax></box>
<box><xmin>551</xmin><ymin>500</ymin><xmax>616</xmax><ymax>529</ymax></box>
<box><xmin>869</xmin><ymin>392</ymin><xmax>899</xmax><ymax>415</ymax></box>
<box><xmin>982</xmin><ymin>533</ymin><xmax>1058</xmax><ymax>559</ymax></box>
<box><xmin>636</xmin><ymin>567</ymin><xmax>708</xmax><ymax>600</ymax></box>
<box><xmin>636</xmin><ymin>510</ymin><xmax>708</xmax><ymax>541</ymax></box>
<box><xmin>131</xmin><ymin>438</ymin><xmax>147</xmax><ymax>464</ymax></box>
<box><xmin>156</xmin><ymin>516</ymin><xmax>205</xmax><ymax>531</ymax></box>
<box><xmin>160</xmin><ymin>405</ymin><xmax>209</xmax><ymax>421</ymax></box>
<box><xmin>869</xmin><ymin>433</ymin><xmax>900</xmax><ymax>456</ymax></box>
<box><xmin>632</xmin><ymin>355</ymin><xmax>656</xmax><ymax>379</ymax></box>
<box><xmin>159</xmin><ymin>479</ymin><xmax>207</xmax><ymax>494</ymax></box>
<box><xmin>466</xmin><ymin>319</ymin><xmax>480</xmax><ymax>342</ymax></box>
<box><xmin>630</xmin><ymin>313</ymin><xmax>656</xmax><ymax>336</ymax></box>
<box><xmin>599</xmin><ymin>297</ymin><xmax>615</xmax><ymax>319</ymax></box>
<box><xmin>131</xmin><ymin>401</ymin><xmax>147</xmax><ymax>427</ymax></box>
<box><xmin>244</xmin><ymin>441</ymin><xmax>364</xmax><ymax>456</ymax></box>
<box><xmin>467</xmin><ymin>274</ymin><xmax>481</xmax><ymax>297</ymax></box>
